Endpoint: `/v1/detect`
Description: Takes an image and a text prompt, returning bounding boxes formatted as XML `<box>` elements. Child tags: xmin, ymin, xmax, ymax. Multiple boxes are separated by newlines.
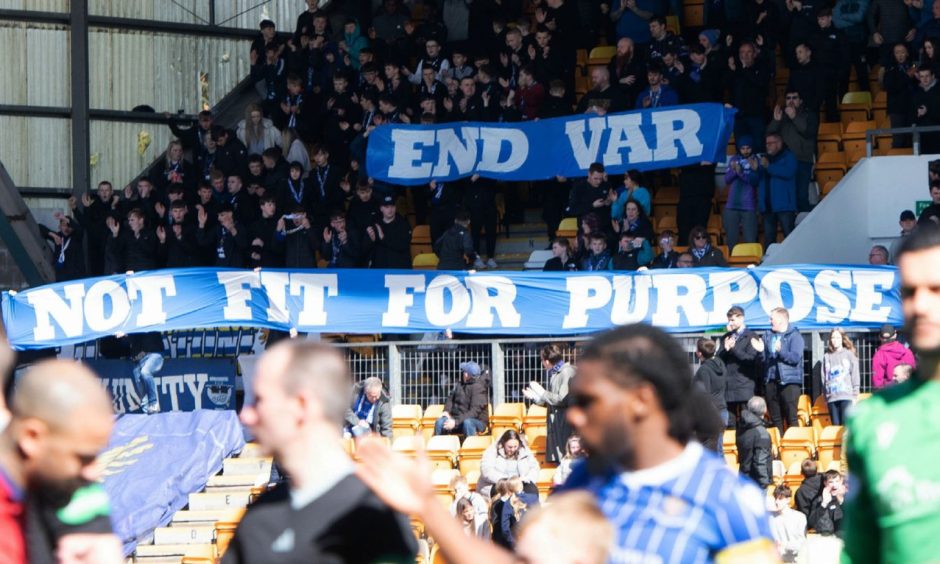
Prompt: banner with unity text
<box><xmin>365</xmin><ymin>103</ymin><xmax>736</xmax><ymax>184</ymax></box>
<box><xmin>2</xmin><ymin>266</ymin><xmax>900</xmax><ymax>348</ymax></box>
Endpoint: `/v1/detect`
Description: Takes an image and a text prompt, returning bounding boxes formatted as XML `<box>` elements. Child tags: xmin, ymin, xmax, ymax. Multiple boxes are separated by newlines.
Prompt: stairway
<box><xmin>132</xmin><ymin>443</ymin><xmax>268</xmax><ymax>563</ymax></box>
<box><xmin>493</xmin><ymin>209</ymin><xmax>550</xmax><ymax>270</ymax></box>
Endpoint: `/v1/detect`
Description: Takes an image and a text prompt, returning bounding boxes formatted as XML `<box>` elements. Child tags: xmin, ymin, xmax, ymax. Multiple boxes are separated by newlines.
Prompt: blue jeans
<box><xmin>717</xmin><ymin>408</ymin><xmax>729</xmax><ymax>452</ymax></box>
<box><xmin>133</xmin><ymin>353</ymin><xmax>163</xmax><ymax>411</ymax></box>
<box><xmin>434</xmin><ymin>415</ymin><xmax>485</xmax><ymax>436</ymax></box>
<box><xmin>828</xmin><ymin>400</ymin><xmax>851</xmax><ymax>426</ymax></box>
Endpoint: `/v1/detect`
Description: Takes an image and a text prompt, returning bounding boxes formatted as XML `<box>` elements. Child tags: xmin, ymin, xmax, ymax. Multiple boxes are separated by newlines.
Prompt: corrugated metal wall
<box><xmin>89</xmin><ymin>29</ymin><xmax>251</xmax><ymax>113</ymax></box>
<box><xmin>89</xmin><ymin>120</ymin><xmax>173</xmax><ymax>190</ymax></box>
<box><xmin>89</xmin><ymin>0</ymin><xmax>304</xmax><ymax>30</ymax></box>
<box><xmin>0</xmin><ymin>22</ymin><xmax>70</xmax><ymax>107</ymax></box>
<box><xmin>0</xmin><ymin>117</ymin><xmax>72</xmax><ymax>188</ymax></box>
<box><xmin>0</xmin><ymin>0</ymin><xmax>69</xmax><ymax>11</ymax></box>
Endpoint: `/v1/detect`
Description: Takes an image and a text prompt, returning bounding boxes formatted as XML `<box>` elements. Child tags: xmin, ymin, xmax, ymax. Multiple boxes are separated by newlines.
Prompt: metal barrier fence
<box><xmin>71</xmin><ymin>329</ymin><xmax>889</xmax><ymax>408</ymax></box>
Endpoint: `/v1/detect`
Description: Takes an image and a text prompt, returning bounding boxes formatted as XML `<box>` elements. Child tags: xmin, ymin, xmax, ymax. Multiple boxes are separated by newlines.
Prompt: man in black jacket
<box><xmin>727</xmin><ymin>41</ymin><xmax>771</xmax><ymax>152</ymax></box>
<box><xmin>157</xmin><ymin>201</ymin><xmax>200</xmax><ymax>267</ymax></box>
<box><xmin>249</xmin><ymin>196</ymin><xmax>285</xmax><ymax>268</ymax></box>
<box><xmin>75</xmin><ymin>181</ymin><xmax>119</xmax><ymax>276</ymax></box>
<box><xmin>367</xmin><ymin>195</ymin><xmax>412</xmax><ymax>269</ymax></box>
<box><xmin>434</xmin><ymin>361</ymin><xmax>490</xmax><ymax>436</ymax></box>
<box><xmin>310</xmin><ymin>145</ymin><xmax>349</xmax><ymax>231</ymax></box>
<box><xmin>433</xmin><ymin>211</ymin><xmax>475</xmax><ymax>270</ymax></box>
<box><xmin>106</xmin><ymin>209</ymin><xmax>159</xmax><ymax>273</ymax></box>
<box><xmin>40</xmin><ymin>211</ymin><xmax>85</xmax><ymax>282</ymax></box>
<box><xmin>197</xmin><ymin>204</ymin><xmax>248</xmax><ymax>267</ymax></box>
<box><xmin>167</xmin><ymin>110</ymin><xmax>214</xmax><ymax>156</ymax></box>
<box><xmin>719</xmin><ymin>306</ymin><xmax>763</xmax><ymax>425</ymax></box>
<box><xmin>320</xmin><ymin>210</ymin><xmax>361</xmax><ymax>267</ymax></box>
<box><xmin>566</xmin><ymin>162</ymin><xmax>613</xmax><ymax>231</ymax></box>
<box><xmin>212</xmin><ymin>126</ymin><xmax>248</xmax><ymax>180</ymax></box>
<box><xmin>913</xmin><ymin>65</ymin><xmax>940</xmax><ymax>154</ymax></box>
<box><xmin>276</xmin><ymin>206</ymin><xmax>318</xmax><ymax>268</ymax></box>
<box><xmin>736</xmin><ymin>396</ymin><xmax>773</xmax><ymax>489</ymax></box>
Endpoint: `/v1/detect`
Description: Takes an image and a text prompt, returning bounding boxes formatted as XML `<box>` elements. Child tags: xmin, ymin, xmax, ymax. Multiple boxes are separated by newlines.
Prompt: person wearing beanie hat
<box><xmin>871</xmin><ymin>324</ymin><xmax>917</xmax><ymax>388</ymax></box>
<box><xmin>722</xmin><ymin>134</ymin><xmax>761</xmax><ymax>250</ymax></box>
<box><xmin>435</xmin><ymin>361</ymin><xmax>490</xmax><ymax>437</ymax></box>
<box><xmin>699</xmin><ymin>29</ymin><xmax>720</xmax><ymax>51</ymax></box>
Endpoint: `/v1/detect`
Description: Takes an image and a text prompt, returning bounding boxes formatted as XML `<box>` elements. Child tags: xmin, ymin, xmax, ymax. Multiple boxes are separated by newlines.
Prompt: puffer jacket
<box><xmin>761</xmin><ymin>325</ymin><xmax>805</xmax><ymax>386</ymax></box>
<box><xmin>478</xmin><ymin>441</ymin><xmax>541</xmax><ymax>492</ymax></box>
<box><xmin>736</xmin><ymin>410</ymin><xmax>773</xmax><ymax>488</ymax></box>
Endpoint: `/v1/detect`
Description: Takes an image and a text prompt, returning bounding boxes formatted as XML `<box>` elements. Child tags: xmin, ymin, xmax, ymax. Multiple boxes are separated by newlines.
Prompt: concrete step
<box><xmin>222</xmin><ymin>457</ymin><xmax>272</xmax><ymax>476</ymax></box>
<box><xmin>494</xmin><ymin>236</ymin><xmax>550</xmax><ymax>255</ymax></box>
<box><xmin>207</xmin><ymin>474</ymin><xmax>264</xmax><ymax>488</ymax></box>
<box><xmin>134</xmin><ymin>543</ymin><xmax>214</xmax><ymax>558</ymax></box>
<box><xmin>503</xmin><ymin>222</ymin><xmax>547</xmax><ymax>237</ymax></box>
<box><xmin>188</xmin><ymin>491</ymin><xmax>251</xmax><ymax>511</ymax></box>
<box><xmin>153</xmin><ymin>525</ymin><xmax>216</xmax><ymax>545</ymax></box>
<box><xmin>238</xmin><ymin>442</ymin><xmax>265</xmax><ymax>458</ymax></box>
<box><xmin>171</xmin><ymin>508</ymin><xmax>245</xmax><ymax>525</ymax></box>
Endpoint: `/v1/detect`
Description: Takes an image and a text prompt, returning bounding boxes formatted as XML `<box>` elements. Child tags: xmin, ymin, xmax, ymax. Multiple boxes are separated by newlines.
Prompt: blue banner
<box><xmin>86</xmin><ymin>358</ymin><xmax>236</xmax><ymax>413</ymax></box>
<box><xmin>99</xmin><ymin>410</ymin><xmax>245</xmax><ymax>555</ymax></box>
<box><xmin>1</xmin><ymin>266</ymin><xmax>901</xmax><ymax>348</ymax></box>
<box><xmin>366</xmin><ymin>103</ymin><xmax>736</xmax><ymax>185</ymax></box>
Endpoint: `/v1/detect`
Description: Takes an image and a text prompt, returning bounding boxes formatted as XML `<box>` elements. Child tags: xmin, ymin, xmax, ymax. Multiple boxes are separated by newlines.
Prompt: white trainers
<box><xmin>486</xmin><ymin>258</ymin><xmax>498</xmax><ymax>269</ymax></box>
<box><xmin>144</xmin><ymin>404</ymin><xmax>161</xmax><ymax>415</ymax></box>
<box><xmin>473</xmin><ymin>257</ymin><xmax>486</xmax><ymax>269</ymax></box>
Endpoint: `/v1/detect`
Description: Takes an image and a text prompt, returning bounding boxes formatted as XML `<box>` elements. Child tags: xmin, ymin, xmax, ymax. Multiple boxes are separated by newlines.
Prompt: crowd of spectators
<box><xmin>36</xmin><ymin>0</ymin><xmax>940</xmax><ymax>281</ymax></box>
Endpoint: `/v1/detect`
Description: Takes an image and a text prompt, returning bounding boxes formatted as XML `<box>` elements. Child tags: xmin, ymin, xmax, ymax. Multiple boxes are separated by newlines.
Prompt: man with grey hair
<box><xmin>344</xmin><ymin>376</ymin><xmax>392</xmax><ymax>438</ymax></box>
<box><xmin>223</xmin><ymin>342</ymin><xmax>416</xmax><ymax>563</ymax></box>
<box><xmin>868</xmin><ymin>244</ymin><xmax>890</xmax><ymax>265</ymax></box>
<box><xmin>736</xmin><ymin>396</ymin><xmax>773</xmax><ymax>488</ymax></box>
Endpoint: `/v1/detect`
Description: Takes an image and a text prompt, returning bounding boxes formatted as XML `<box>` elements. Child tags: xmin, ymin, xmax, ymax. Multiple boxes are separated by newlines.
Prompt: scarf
<box><xmin>315</xmin><ymin>165</ymin><xmax>330</xmax><ymax>199</ymax></box>
<box><xmin>285</xmin><ymin>93</ymin><xmax>303</xmax><ymax>129</ymax></box>
<box><xmin>692</xmin><ymin>243</ymin><xmax>711</xmax><ymax>260</ymax></box>
<box><xmin>288</xmin><ymin>178</ymin><xmax>305</xmax><ymax>204</ymax></box>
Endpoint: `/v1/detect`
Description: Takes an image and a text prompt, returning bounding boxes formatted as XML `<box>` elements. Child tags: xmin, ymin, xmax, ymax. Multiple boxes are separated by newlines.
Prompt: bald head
<box><xmin>12</xmin><ymin>360</ymin><xmax>112</xmax><ymax>429</ymax></box>
<box><xmin>281</xmin><ymin>342</ymin><xmax>352</xmax><ymax>426</ymax></box>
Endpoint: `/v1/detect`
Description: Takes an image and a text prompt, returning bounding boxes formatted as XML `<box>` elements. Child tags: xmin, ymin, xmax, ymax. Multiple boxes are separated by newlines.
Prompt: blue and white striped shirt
<box><xmin>562</xmin><ymin>442</ymin><xmax>773</xmax><ymax>564</ymax></box>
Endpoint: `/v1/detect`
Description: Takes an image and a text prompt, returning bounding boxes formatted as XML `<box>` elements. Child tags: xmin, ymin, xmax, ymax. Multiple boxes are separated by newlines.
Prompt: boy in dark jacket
<box><xmin>434</xmin><ymin>211</ymin><xmax>475</xmax><ymax>270</ymax></box>
<box><xmin>795</xmin><ymin>459</ymin><xmax>824</xmax><ymax>518</ymax></box>
<box><xmin>693</xmin><ymin>338</ymin><xmax>728</xmax><ymax>450</ymax></box>
<box><xmin>320</xmin><ymin>210</ymin><xmax>361</xmax><ymax>268</ymax></box>
<box><xmin>736</xmin><ymin>396</ymin><xmax>773</xmax><ymax>489</ymax></box>
<box><xmin>367</xmin><ymin>196</ymin><xmax>413</xmax><ymax>269</ymax></box>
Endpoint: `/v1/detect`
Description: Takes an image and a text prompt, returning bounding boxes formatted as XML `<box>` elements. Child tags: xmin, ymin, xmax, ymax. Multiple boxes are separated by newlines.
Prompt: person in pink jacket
<box><xmin>871</xmin><ymin>324</ymin><xmax>917</xmax><ymax>389</ymax></box>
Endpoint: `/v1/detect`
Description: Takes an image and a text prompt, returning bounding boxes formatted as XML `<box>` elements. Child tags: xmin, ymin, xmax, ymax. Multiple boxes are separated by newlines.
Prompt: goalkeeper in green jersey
<box><xmin>842</xmin><ymin>223</ymin><xmax>940</xmax><ymax>564</ymax></box>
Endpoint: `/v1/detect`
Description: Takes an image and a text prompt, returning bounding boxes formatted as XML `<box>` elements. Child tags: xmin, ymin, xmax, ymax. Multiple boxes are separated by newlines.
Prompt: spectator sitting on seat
<box><xmin>449</xmin><ymin>474</ymin><xmax>489</xmax><ymax>526</ymax></box>
<box><xmin>676</xmin><ymin>251</ymin><xmax>695</xmax><ymax>267</ymax></box>
<box><xmin>543</xmin><ymin>237</ymin><xmax>579</xmax><ymax>271</ymax></box>
<box><xmin>580</xmin><ymin>233</ymin><xmax>614</xmax><ymax>271</ymax></box>
<box><xmin>871</xmin><ymin>323</ymin><xmax>917</xmax><ymax>388</ymax></box>
<box><xmin>869</xmin><ymin>244</ymin><xmax>890</xmax><ymax>265</ymax></box>
<box><xmin>688</xmin><ymin>226</ymin><xmax>727</xmax><ymax>267</ymax></box>
<box><xmin>499</xmin><ymin>476</ymin><xmax>540</xmax><ymax>549</ymax></box>
<box><xmin>808</xmin><ymin>469</ymin><xmax>846</xmax><ymax>536</ymax></box>
<box><xmin>567</xmin><ymin>163</ymin><xmax>614</xmax><ymax>233</ymax></box>
<box><xmin>435</xmin><ymin>361</ymin><xmax>489</xmax><ymax>437</ymax></box>
<box><xmin>650</xmin><ymin>230</ymin><xmax>679</xmax><ymax>269</ymax></box>
<box><xmin>343</xmin><ymin>376</ymin><xmax>392</xmax><ymax>438</ymax></box>
<box><xmin>553</xmin><ymin>435</ymin><xmax>586</xmax><ymax>486</ymax></box>
<box><xmin>478</xmin><ymin>430</ymin><xmax>541</xmax><ymax>497</ymax></box>
<box><xmin>795</xmin><ymin>459</ymin><xmax>823</xmax><ymax>518</ymax></box>
<box><xmin>893</xmin><ymin>362</ymin><xmax>913</xmax><ymax>383</ymax></box>
<box><xmin>768</xmin><ymin>484</ymin><xmax>806</xmax><ymax>562</ymax></box>
<box><xmin>736</xmin><ymin>395</ymin><xmax>773</xmax><ymax>489</ymax></box>
<box><xmin>635</xmin><ymin>62</ymin><xmax>679</xmax><ymax>109</ymax></box>
<box><xmin>613</xmin><ymin>230</ymin><xmax>650</xmax><ymax>271</ymax></box>
<box><xmin>456</xmin><ymin>497</ymin><xmax>490</xmax><ymax>538</ymax></box>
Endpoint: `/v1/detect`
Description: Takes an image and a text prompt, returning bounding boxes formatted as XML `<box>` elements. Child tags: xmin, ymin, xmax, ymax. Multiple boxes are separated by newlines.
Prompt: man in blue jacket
<box><xmin>758</xmin><ymin>133</ymin><xmax>798</xmax><ymax>248</ymax></box>
<box><xmin>751</xmin><ymin>307</ymin><xmax>804</xmax><ymax>433</ymax></box>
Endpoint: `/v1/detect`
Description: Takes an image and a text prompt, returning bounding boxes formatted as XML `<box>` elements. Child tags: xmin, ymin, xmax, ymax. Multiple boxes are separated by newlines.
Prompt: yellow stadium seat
<box><xmin>722</xmin><ymin>429</ymin><xmax>737</xmax><ymax>454</ymax></box>
<box><xmin>557</xmin><ymin>217</ymin><xmax>578</xmax><ymax>238</ymax></box>
<box><xmin>588</xmin><ymin>45</ymin><xmax>616</xmax><ymax>62</ymax></box>
<box><xmin>817</xmin><ymin>426</ymin><xmax>844</xmax><ymax>470</ymax></box>
<box><xmin>841</xmin><ymin>91</ymin><xmax>872</xmax><ymax>106</ymax></box>
<box><xmin>797</xmin><ymin>394</ymin><xmax>812</xmax><ymax>426</ymax></box>
<box><xmin>426</xmin><ymin>435</ymin><xmax>460</xmax><ymax>470</ymax></box>
<box><xmin>821</xmin><ymin>180</ymin><xmax>838</xmax><ymax>197</ymax></box>
<box><xmin>490</xmin><ymin>403</ymin><xmax>525</xmax><ymax>437</ymax></box>
<box><xmin>731</xmin><ymin>243</ymin><xmax>764</xmax><ymax>258</ymax></box>
<box><xmin>412</xmin><ymin>224</ymin><xmax>431</xmax><ymax>244</ymax></box>
<box><xmin>656</xmin><ymin>214</ymin><xmax>677</xmax><ymax>233</ymax></box>
<box><xmin>653</xmin><ymin>185</ymin><xmax>680</xmax><ymax>205</ymax></box>
<box><xmin>392</xmin><ymin>404</ymin><xmax>422</xmax><ymax>440</ymax></box>
<box><xmin>392</xmin><ymin>435</ymin><xmax>425</xmax><ymax>459</ymax></box>
<box><xmin>779</xmin><ymin>427</ymin><xmax>815</xmax><ymax>468</ymax></box>
<box><xmin>421</xmin><ymin>404</ymin><xmax>445</xmax><ymax>441</ymax></box>
<box><xmin>458</xmin><ymin>435</ymin><xmax>492</xmax><ymax>475</ymax></box>
<box><xmin>412</xmin><ymin>253</ymin><xmax>439</xmax><ymax>270</ymax></box>
<box><xmin>523</xmin><ymin>404</ymin><xmax>548</xmax><ymax>438</ymax></box>
<box><xmin>537</xmin><ymin>467</ymin><xmax>556</xmax><ymax>500</ymax></box>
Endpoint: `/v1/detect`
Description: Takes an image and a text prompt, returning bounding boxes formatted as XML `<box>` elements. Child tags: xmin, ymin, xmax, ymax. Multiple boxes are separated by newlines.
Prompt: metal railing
<box><xmin>864</xmin><ymin>124</ymin><xmax>940</xmax><ymax>157</ymax></box>
<box><xmin>70</xmin><ymin>329</ymin><xmax>889</xmax><ymax>408</ymax></box>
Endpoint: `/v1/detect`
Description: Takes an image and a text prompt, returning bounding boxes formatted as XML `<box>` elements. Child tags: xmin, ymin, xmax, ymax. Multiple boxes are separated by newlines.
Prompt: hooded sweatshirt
<box><xmin>822</xmin><ymin>348</ymin><xmax>860</xmax><ymax>403</ymax></box>
<box><xmin>736</xmin><ymin>409</ymin><xmax>772</xmax><ymax>488</ymax></box>
<box><xmin>342</xmin><ymin>21</ymin><xmax>368</xmax><ymax>70</ymax></box>
<box><xmin>694</xmin><ymin>356</ymin><xmax>727</xmax><ymax>412</ymax></box>
<box><xmin>871</xmin><ymin>340</ymin><xmax>917</xmax><ymax>389</ymax></box>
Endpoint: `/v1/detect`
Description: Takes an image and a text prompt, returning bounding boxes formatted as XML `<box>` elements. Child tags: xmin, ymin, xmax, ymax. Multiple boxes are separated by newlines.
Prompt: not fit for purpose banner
<box><xmin>366</xmin><ymin>103</ymin><xmax>736</xmax><ymax>185</ymax></box>
<box><xmin>2</xmin><ymin>266</ymin><xmax>900</xmax><ymax>348</ymax></box>
<box><xmin>86</xmin><ymin>358</ymin><xmax>236</xmax><ymax>413</ymax></box>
